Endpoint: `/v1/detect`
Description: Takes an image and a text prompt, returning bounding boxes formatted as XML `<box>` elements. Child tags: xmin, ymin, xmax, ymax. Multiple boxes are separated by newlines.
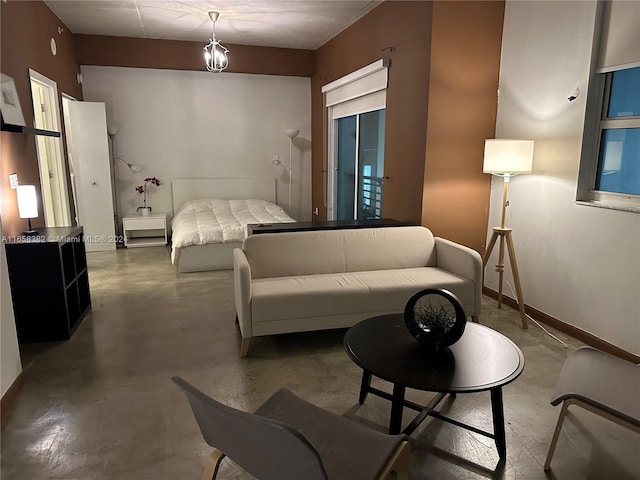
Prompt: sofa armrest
<box><xmin>434</xmin><ymin>237</ymin><xmax>482</xmax><ymax>316</ymax></box>
<box><xmin>233</xmin><ymin>248</ymin><xmax>253</xmax><ymax>338</ymax></box>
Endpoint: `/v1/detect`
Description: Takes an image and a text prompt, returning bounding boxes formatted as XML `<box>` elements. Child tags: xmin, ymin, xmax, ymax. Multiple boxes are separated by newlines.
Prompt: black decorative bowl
<box><xmin>404</xmin><ymin>288</ymin><xmax>466</xmax><ymax>352</ymax></box>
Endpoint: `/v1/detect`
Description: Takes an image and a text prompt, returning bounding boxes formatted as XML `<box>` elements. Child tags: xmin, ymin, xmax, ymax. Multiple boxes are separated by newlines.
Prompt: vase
<box><xmin>404</xmin><ymin>288</ymin><xmax>466</xmax><ymax>353</ymax></box>
<box><xmin>137</xmin><ymin>206</ymin><xmax>152</xmax><ymax>216</ymax></box>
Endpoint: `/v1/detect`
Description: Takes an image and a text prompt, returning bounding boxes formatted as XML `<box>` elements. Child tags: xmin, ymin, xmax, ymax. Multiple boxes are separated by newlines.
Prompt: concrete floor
<box><xmin>1</xmin><ymin>246</ymin><xmax>638</xmax><ymax>480</ymax></box>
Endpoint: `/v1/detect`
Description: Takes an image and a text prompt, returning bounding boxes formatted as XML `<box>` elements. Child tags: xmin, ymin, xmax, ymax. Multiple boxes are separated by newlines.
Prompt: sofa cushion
<box><xmin>243</xmin><ymin>227</ymin><xmax>436</xmax><ymax>279</ymax></box>
<box><xmin>251</xmin><ymin>267</ymin><xmax>475</xmax><ymax>325</ymax></box>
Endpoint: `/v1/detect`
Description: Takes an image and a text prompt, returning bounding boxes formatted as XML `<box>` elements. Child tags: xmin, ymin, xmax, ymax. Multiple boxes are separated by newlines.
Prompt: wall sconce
<box><xmin>17</xmin><ymin>185</ymin><xmax>39</xmax><ymax>235</ymax></box>
<box><xmin>204</xmin><ymin>11</ymin><xmax>229</xmax><ymax>72</ymax></box>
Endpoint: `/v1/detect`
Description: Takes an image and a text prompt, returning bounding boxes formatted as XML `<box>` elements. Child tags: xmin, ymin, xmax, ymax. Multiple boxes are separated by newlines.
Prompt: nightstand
<box><xmin>123</xmin><ymin>214</ymin><xmax>168</xmax><ymax>247</ymax></box>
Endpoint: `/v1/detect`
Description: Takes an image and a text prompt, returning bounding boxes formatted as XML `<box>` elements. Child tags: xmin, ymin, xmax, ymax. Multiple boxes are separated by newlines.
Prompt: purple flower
<box><xmin>136</xmin><ymin>177</ymin><xmax>161</xmax><ymax>208</ymax></box>
<box><xmin>135</xmin><ymin>177</ymin><xmax>162</xmax><ymax>194</ymax></box>
<box><xmin>144</xmin><ymin>177</ymin><xmax>161</xmax><ymax>187</ymax></box>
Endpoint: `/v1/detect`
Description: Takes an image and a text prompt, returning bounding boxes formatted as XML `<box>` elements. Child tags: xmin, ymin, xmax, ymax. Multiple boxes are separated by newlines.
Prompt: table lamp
<box><xmin>482</xmin><ymin>139</ymin><xmax>534</xmax><ymax>329</ymax></box>
<box><xmin>17</xmin><ymin>184</ymin><xmax>39</xmax><ymax>236</ymax></box>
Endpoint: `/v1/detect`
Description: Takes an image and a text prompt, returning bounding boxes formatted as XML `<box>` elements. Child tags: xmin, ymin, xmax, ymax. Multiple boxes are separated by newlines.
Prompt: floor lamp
<box><xmin>107</xmin><ymin>131</ymin><xmax>142</xmax><ymax>245</ymax></box>
<box><xmin>482</xmin><ymin>139</ymin><xmax>534</xmax><ymax>329</ymax></box>
<box><xmin>273</xmin><ymin>128</ymin><xmax>299</xmax><ymax>216</ymax></box>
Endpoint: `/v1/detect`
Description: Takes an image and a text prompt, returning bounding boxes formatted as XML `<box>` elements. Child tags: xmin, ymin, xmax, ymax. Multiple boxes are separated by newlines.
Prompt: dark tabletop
<box><xmin>344</xmin><ymin>314</ymin><xmax>524</xmax><ymax>393</ymax></box>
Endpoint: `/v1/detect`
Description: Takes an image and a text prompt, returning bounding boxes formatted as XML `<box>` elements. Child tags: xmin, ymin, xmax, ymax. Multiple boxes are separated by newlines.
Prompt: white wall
<box><xmin>486</xmin><ymin>1</ymin><xmax>639</xmax><ymax>354</ymax></box>
<box><xmin>1</xmin><ymin>218</ymin><xmax>22</xmax><ymax>397</ymax></box>
<box><xmin>81</xmin><ymin>66</ymin><xmax>312</xmax><ymax>223</ymax></box>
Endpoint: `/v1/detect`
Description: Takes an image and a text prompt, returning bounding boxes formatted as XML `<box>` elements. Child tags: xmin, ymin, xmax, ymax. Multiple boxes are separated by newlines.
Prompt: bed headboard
<box><xmin>171</xmin><ymin>178</ymin><xmax>277</xmax><ymax>214</ymax></box>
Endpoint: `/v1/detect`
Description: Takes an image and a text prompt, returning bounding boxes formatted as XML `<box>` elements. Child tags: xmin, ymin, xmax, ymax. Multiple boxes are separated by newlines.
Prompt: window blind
<box><xmin>330</xmin><ymin>90</ymin><xmax>386</xmax><ymax>120</ymax></box>
<box><xmin>598</xmin><ymin>0</ymin><xmax>640</xmax><ymax>72</ymax></box>
<box><xmin>322</xmin><ymin>59</ymin><xmax>389</xmax><ymax>107</ymax></box>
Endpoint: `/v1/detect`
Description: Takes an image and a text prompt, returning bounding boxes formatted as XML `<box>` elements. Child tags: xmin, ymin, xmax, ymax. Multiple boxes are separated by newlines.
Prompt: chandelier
<box><xmin>204</xmin><ymin>11</ymin><xmax>228</xmax><ymax>72</ymax></box>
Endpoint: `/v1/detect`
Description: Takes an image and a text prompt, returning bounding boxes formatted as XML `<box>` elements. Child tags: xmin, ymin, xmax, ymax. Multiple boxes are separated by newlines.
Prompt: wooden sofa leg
<box><xmin>202</xmin><ymin>449</ymin><xmax>226</xmax><ymax>480</ymax></box>
<box><xmin>240</xmin><ymin>338</ymin><xmax>250</xmax><ymax>358</ymax></box>
<box><xmin>471</xmin><ymin>315</ymin><xmax>480</xmax><ymax>323</ymax></box>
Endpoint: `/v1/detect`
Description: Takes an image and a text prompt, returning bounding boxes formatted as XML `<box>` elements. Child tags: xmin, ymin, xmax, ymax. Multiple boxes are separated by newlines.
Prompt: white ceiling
<box><xmin>44</xmin><ymin>0</ymin><xmax>382</xmax><ymax>50</ymax></box>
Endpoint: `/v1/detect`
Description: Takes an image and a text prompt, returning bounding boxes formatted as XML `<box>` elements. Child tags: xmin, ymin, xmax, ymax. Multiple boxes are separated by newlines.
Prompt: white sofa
<box><xmin>233</xmin><ymin>226</ymin><xmax>482</xmax><ymax>357</ymax></box>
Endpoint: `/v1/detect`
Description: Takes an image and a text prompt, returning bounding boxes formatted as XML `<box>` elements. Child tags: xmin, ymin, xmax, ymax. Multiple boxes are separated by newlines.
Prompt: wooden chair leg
<box><xmin>240</xmin><ymin>337</ymin><xmax>250</xmax><ymax>358</ymax></box>
<box><xmin>471</xmin><ymin>315</ymin><xmax>480</xmax><ymax>323</ymax></box>
<box><xmin>202</xmin><ymin>449</ymin><xmax>226</xmax><ymax>480</ymax></box>
<box><xmin>377</xmin><ymin>440</ymin><xmax>410</xmax><ymax>480</ymax></box>
<box><xmin>394</xmin><ymin>441</ymin><xmax>411</xmax><ymax>480</ymax></box>
<box><xmin>545</xmin><ymin>397</ymin><xmax>640</xmax><ymax>471</ymax></box>
<box><xmin>544</xmin><ymin>401</ymin><xmax>570</xmax><ymax>470</ymax></box>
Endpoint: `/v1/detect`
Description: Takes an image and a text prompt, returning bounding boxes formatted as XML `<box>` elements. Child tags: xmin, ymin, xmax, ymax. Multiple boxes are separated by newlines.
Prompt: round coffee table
<box><xmin>344</xmin><ymin>314</ymin><xmax>525</xmax><ymax>460</ymax></box>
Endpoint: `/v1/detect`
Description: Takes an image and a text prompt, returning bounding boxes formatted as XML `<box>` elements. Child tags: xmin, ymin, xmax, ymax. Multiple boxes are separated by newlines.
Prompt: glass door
<box><xmin>332</xmin><ymin>109</ymin><xmax>386</xmax><ymax>220</ymax></box>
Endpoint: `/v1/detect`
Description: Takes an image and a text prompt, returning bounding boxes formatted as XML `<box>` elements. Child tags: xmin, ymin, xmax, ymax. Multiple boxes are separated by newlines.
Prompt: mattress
<box><xmin>171</xmin><ymin>198</ymin><xmax>295</xmax><ymax>263</ymax></box>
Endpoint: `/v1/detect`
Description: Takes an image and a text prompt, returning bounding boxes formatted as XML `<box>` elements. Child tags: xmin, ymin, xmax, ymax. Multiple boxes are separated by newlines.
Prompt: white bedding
<box><xmin>171</xmin><ymin>198</ymin><xmax>295</xmax><ymax>262</ymax></box>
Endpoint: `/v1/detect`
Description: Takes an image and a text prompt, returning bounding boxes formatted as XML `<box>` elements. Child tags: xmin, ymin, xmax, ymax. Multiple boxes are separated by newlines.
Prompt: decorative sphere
<box><xmin>404</xmin><ymin>289</ymin><xmax>466</xmax><ymax>352</ymax></box>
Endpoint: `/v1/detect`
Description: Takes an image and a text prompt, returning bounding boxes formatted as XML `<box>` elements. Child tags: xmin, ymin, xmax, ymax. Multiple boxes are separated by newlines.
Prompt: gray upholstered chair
<box><xmin>172</xmin><ymin>376</ymin><xmax>410</xmax><ymax>480</ymax></box>
<box><xmin>544</xmin><ymin>347</ymin><xmax>640</xmax><ymax>470</ymax></box>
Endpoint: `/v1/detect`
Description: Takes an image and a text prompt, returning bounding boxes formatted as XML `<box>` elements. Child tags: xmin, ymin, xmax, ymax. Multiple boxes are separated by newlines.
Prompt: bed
<box><xmin>171</xmin><ymin>178</ymin><xmax>295</xmax><ymax>272</ymax></box>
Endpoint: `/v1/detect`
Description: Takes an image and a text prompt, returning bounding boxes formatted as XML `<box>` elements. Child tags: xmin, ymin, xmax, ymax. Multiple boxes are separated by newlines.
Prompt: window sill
<box><xmin>576</xmin><ymin>199</ymin><xmax>640</xmax><ymax>214</ymax></box>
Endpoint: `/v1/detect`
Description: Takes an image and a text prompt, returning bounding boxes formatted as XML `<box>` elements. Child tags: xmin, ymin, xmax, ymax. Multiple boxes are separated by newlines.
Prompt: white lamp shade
<box><xmin>284</xmin><ymin>129</ymin><xmax>300</xmax><ymax>139</ymax></box>
<box><xmin>483</xmin><ymin>139</ymin><xmax>534</xmax><ymax>174</ymax></box>
<box><xmin>17</xmin><ymin>185</ymin><xmax>38</xmax><ymax>219</ymax></box>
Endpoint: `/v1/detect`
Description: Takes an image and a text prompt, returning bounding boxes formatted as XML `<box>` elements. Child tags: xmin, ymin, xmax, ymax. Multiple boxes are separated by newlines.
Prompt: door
<box><xmin>29</xmin><ymin>70</ymin><xmax>71</xmax><ymax>227</ymax></box>
<box><xmin>331</xmin><ymin>109</ymin><xmax>386</xmax><ymax>221</ymax></box>
<box><xmin>64</xmin><ymin>101</ymin><xmax>116</xmax><ymax>252</ymax></box>
<box><xmin>61</xmin><ymin>95</ymin><xmax>79</xmax><ymax>225</ymax></box>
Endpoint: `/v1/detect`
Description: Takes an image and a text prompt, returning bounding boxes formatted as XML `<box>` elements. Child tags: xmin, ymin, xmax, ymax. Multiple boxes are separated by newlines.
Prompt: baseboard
<box><xmin>1</xmin><ymin>372</ymin><xmax>24</xmax><ymax>427</ymax></box>
<box><xmin>482</xmin><ymin>286</ymin><xmax>640</xmax><ymax>364</ymax></box>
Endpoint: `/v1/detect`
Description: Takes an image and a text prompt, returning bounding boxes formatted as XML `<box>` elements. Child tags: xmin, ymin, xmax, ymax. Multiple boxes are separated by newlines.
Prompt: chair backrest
<box><xmin>172</xmin><ymin>376</ymin><xmax>328</xmax><ymax>480</ymax></box>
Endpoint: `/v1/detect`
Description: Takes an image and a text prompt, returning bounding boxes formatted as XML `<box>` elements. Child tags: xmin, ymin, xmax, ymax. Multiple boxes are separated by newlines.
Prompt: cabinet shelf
<box><xmin>1</xmin><ymin>121</ymin><xmax>61</xmax><ymax>137</ymax></box>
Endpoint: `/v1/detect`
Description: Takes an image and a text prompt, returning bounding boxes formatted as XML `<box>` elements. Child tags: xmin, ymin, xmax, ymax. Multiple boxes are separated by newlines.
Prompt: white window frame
<box><xmin>576</xmin><ymin>2</ymin><xmax>640</xmax><ymax>213</ymax></box>
<box><xmin>322</xmin><ymin>60</ymin><xmax>389</xmax><ymax>220</ymax></box>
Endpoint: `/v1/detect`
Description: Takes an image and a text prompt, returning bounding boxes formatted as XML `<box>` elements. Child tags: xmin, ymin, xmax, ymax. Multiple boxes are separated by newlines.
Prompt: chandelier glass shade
<box><xmin>204</xmin><ymin>11</ymin><xmax>228</xmax><ymax>72</ymax></box>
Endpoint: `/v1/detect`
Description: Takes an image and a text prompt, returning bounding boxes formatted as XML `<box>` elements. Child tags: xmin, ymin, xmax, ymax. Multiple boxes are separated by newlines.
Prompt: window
<box><xmin>322</xmin><ymin>60</ymin><xmax>389</xmax><ymax>220</ymax></box>
<box><xmin>595</xmin><ymin>67</ymin><xmax>640</xmax><ymax>196</ymax></box>
<box><xmin>334</xmin><ymin>109</ymin><xmax>385</xmax><ymax>220</ymax></box>
<box><xmin>576</xmin><ymin>2</ymin><xmax>640</xmax><ymax>212</ymax></box>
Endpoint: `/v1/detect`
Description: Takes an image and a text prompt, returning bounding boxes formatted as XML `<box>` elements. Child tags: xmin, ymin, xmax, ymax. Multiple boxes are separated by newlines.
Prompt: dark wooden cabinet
<box><xmin>5</xmin><ymin>226</ymin><xmax>91</xmax><ymax>343</ymax></box>
<box><xmin>247</xmin><ymin>218</ymin><xmax>411</xmax><ymax>235</ymax></box>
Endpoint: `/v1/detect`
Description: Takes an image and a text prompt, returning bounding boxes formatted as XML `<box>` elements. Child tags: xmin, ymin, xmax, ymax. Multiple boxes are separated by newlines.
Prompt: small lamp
<box><xmin>17</xmin><ymin>185</ymin><xmax>39</xmax><ymax>235</ymax></box>
<box><xmin>118</xmin><ymin>158</ymin><xmax>142</xmax><ymax>174</ymax></box>
<box><xmin>482</xmin><ymin>139</ymin><xmax>534</xmax><ymax>329</ymax></box>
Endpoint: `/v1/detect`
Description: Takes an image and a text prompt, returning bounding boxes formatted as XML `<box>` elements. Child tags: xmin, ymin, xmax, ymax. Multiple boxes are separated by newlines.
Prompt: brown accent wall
<box><xmin>312</xmin><ymin>1</ymin><xmax>503</xmax><ymax>253</ymax></box>
<box><xmin>75</xmin><ymin>35</ymin><xmax>315</xmax><ymax>77</ymax></box>
<box><xmin>422</xmin><ymin>1</ymin><xmax>504</xmax><ymax>252</ymax></box>
<box><xmin>2</xmin><ymin>0</ymin><xmax>503</xmax><ymax>250</ymax></box>
<box><xmin>0</xmin><ymin>0</ymin><xmax>82</xmax><ymax>236</ymax></box>
<box><xmin>312</xmin><ymin>1</ymin><xmax>433</xmax><ymax>224</ymax></box>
